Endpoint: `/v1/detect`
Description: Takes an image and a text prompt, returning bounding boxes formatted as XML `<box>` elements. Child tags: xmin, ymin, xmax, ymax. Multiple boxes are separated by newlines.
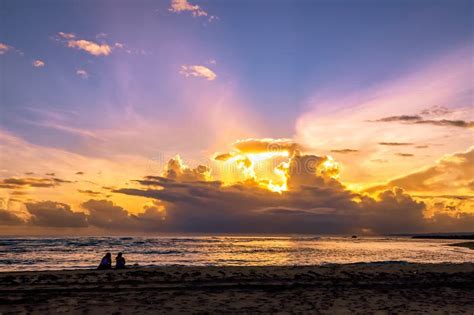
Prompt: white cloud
<box><xmin>58</xmin><ymin>32</ymin><xmax>76</xmax><ymax>39</ymax></box>
<box><xmin>180</xmin><ymin>65</ymin><xmax>217</xmax><ymax>81</ymax></box>
<box><xmin>76</xmin><ymin>69</ymin><xmax>89</xmax><ymax>79</ymax></box>
<box><xmin>33</xmin><ymin>60</ymin><xmax>45</xmax><ymax>68</ymax></box>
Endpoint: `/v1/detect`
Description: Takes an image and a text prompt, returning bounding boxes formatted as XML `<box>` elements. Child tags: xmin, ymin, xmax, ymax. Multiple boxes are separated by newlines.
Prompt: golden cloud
<box><xmin>180</xmin><ymin>65</ymin><xmax>217</xmax><ymax>81</ymax></box>
<box><xmin>58</xmin><ymin>32</ymin><xmax>111</xmax><ymax>56</ymax></box>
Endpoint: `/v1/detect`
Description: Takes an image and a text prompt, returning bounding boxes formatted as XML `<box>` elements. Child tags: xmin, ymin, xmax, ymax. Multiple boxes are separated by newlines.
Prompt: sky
<box><xmin>0</xmin><ymin>0</ymin><xmax>473</xmax><ymax>235</ymax></box>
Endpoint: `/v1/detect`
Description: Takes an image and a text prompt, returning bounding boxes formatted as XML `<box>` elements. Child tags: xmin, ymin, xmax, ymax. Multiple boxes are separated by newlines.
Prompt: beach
<box><xmin>1</xmin><ymin>262</ymin><xmax>473</xmax><ymax>314</ymax></box>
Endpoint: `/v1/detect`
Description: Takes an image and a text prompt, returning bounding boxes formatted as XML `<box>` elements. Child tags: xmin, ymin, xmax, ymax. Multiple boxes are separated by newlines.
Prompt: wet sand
<box><xmin>1</xmin><ymin>263</ymin><xmax>474</xmax><ymax>314</ymax></box>
<box><xmin>449</xmin><ymin>241</ymin><xmax>474</xmax><ymax>250</ymax></box>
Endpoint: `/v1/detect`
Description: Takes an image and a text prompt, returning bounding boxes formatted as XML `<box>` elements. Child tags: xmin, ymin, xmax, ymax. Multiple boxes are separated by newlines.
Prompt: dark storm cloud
<box><xmin>82</xmin><ymin>199</ymin><xmax>164</xmax><ymax>231</ymax></box>
<box><xmin>427</xmin><ymin>212</ymin><xmax>474</xmax><ymax>232</ymax></box>
<box><xmin>0</xmin><ymin>209</ymin><xmax>24</xmax><ymax>225</ymax></box>
<box><xmin>26</xmin><ymin>201</ymin><xmax>88</xmax><ymax>228</ymax></box>
<box><xmin>4</xmin><ymin>148</ymin><xmax>472</xmax><ymax>233</ymax></box>
<box><xmin>113</xmin><ymin>147</ymin><xmax>474</xmax><ymax>234</ymax></box>
<box><xmin>114</xmin><ymin>166</ymin><xmax>428</xmax><ymax>234</ymax></box>
<box><xmin>12</xmin><ymin>199</ymin><xmax>163</xmax><ymax>231</ymax></box>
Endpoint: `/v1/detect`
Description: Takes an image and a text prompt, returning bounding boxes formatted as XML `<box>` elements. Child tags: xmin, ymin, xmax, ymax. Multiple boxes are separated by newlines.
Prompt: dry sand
<box><xmin>1</xmin><ymin>263</ymin><xmax>474</xmax><ymax>314</ymax></box>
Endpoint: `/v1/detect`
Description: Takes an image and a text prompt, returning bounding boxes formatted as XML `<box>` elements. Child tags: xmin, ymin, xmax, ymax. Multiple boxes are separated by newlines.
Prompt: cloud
<box><xmin>414</xmin><ymin>119</ymin><xmax>474</xmax><ymax>129</ymax></box>
<box><xmin>374</xmin><ymin>116</ymin><xmax>474</xmax><ymax>129</ymax></box>
<box><xmin>180</xmin><ymin>65</ymin><xmax>216</xmax><ymax>81</ymax></box>
<box><xmin>1</xmin><ymin>198</ymin><xmax>164</xmax><ymax>231</ymax></box>
<box><xmin>3</xmin><ymin>145</ymin><xmax>471</xmax><ymax>234</ymax></box>
<box><xmin>32</xmin><ymin>60</ymin><xmax>45</xmax><ymax>67</ymax></box>
<box><xmin>2</xmin><ymin>131</ymin><xmax>472</xmax><ymax>234</ymax></box>
<box><xmin>295</xmin><ymin>47</ymin><xmax>473</xmax><ymax>185</ymax></box>
<box><xmin>395</xmin><ymin>153</ymin><xmax>414</xmax><ymax>157</ymax></box>
<box><xmin>58</xmin><ymin>32</ymin><xmax>75</xmax><ymax>39</ymax></box>
<box><xmin>77</xmin><ymin>189</ymin><xmax>102</xmax><ymax>196</ymax></box>
<box><xmin>162</xmin><ymin>155</ymin><xmax>211</xmax><ymax>181</ymax></box>
<box><xmin>375</xmin><ymin>115</ymin><xmax>422</xmax><ymax>122</ymax></box>
<box><xmin>82</xmin><ymin>199</ymin><xmax>133</xmax><ymax>229</ymax></box>
<box><xmin>379</xmin><ymin>142</ymin><xmax>414</xmax><ymax>146</ymax></box>
<box><xmin>26</xmin><ymin>201</ymin><xmax>88</xmax><ymax>228</ymax></box>
<box><xmin>0</xmin><ymin>209</ymin><xmax>24</xmax><ymax>225</ymax></box>
<box><xmin>233</xmin><ymin>138</ymin><xmax>301</xmax><ymax>155</ymax></box>
<box><xmin>373</xmin><ymin>105</ymin><xmax>474</xmax><ymax>129</ymax></box>
<box><xmin>169</xmin><ymin>0</ymin><xmax>216</xmax><ymax>20</ymax></box>
<box><xmin>111</xmin><ymin>142</ymin><xmax>474</xmax><ymax>234</ymax></box>
<box><xmin>330</xmin><ymin>149</ymin><xmax>359</xmax><ymax>154</ymax></box>
<box><xmin>0</xmin><ymin>42</ymin><xmax>12</xmax><ymax>55</ymax></box>
<box><xmin>115</xmin><ymin>171</ymin><xmax>430</xmax><ymax>234</ymax></box>
<box><xmin>57</xmin><ymin>32</ymin><xmax>111</xmax><ymax>56</ymax></box>
<box><xmin>82</xmin><ymin>199</ymin><xmax>164</xmax><ymax>231</ymax></box>
<box><xmin>76</xmin><ymin>69</ymin><xmax>89</xmax><ymax>79</ymax></box>
<box><xmin>0</xmin><ymin>177</ymin><xmax>72</xmax><ymax>189</ymax></box>
<box><xmin>0</xmin><ymin>42</ymin><xmax>23</xmax><ymax>56</ymax></box>
<box><xmin>419</xmin><ymin>105</ymin><xmax>453</xmax><ymax>117</ymax></box>
<box><xmin>367</xmin><ymin>147</ymin><xmax>474</xmax><ymax>194</ymax></box>
<box><xmin>214</xmin><ymin>138</ymin><xmax>301</xmax><ymax>162</ymax></box>
<box><xmin>109</xmin><ymin>144</ymin><xmax>430</xmax><ymax>234</ymax></box>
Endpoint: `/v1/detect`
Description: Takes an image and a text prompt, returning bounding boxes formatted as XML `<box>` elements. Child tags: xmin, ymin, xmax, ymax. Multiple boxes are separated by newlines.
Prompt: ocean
<box><xmin>0</xmin><ymin>236</ymin><xmax>471</xmax><ymax>272</ymax></box>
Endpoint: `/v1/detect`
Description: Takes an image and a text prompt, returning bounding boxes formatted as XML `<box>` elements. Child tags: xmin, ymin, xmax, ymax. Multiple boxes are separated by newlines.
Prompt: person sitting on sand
<box><xmin>97</xmin><ymin>252</ymin><xmax>112</xmax><ymax>270</ymax></box>
<box><xmin>115</xmin><ymin>252</ymin><xmax>126</xmax><ymax>269</ymax></box>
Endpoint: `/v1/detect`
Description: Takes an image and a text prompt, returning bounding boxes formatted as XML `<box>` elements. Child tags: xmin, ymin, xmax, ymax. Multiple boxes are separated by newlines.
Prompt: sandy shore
<box><xmin>1</xmin><ymin>263</ymin><xmax>474</xmax><ymax>314</ymax></box>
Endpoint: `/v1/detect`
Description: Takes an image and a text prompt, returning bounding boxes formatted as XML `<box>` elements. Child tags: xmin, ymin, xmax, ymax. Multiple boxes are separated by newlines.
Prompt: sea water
<box><xmin>0</xmin><ymin>236</ymin><xmax>471</xmax><ymax>271</ymax></box>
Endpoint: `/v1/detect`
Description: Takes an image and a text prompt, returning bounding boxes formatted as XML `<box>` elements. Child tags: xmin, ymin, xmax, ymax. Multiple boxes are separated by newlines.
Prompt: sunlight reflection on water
<box><xmin>0</xmin><ymin>236</ymin><xmax>471</xmax><ymax>271</ymax></box>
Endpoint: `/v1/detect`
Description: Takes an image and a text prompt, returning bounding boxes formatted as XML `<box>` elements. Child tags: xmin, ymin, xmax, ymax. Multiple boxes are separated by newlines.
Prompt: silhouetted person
<box><xmin>115</xmin><ymin>252</ymin><xmax>126</xmax><ymax>269</ymax></box>
<box><xmin>97</xmin><ymin>252</ymin><xmax>112</xmax><ymax>270</ymax></box>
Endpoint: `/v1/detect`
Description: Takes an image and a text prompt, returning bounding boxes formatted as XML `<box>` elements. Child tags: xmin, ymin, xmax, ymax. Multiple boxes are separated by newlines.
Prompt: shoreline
<box><xmin>1</xmin><ymin>262</ymin><xmax>473</xmax><ymax>313</ymax></box>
